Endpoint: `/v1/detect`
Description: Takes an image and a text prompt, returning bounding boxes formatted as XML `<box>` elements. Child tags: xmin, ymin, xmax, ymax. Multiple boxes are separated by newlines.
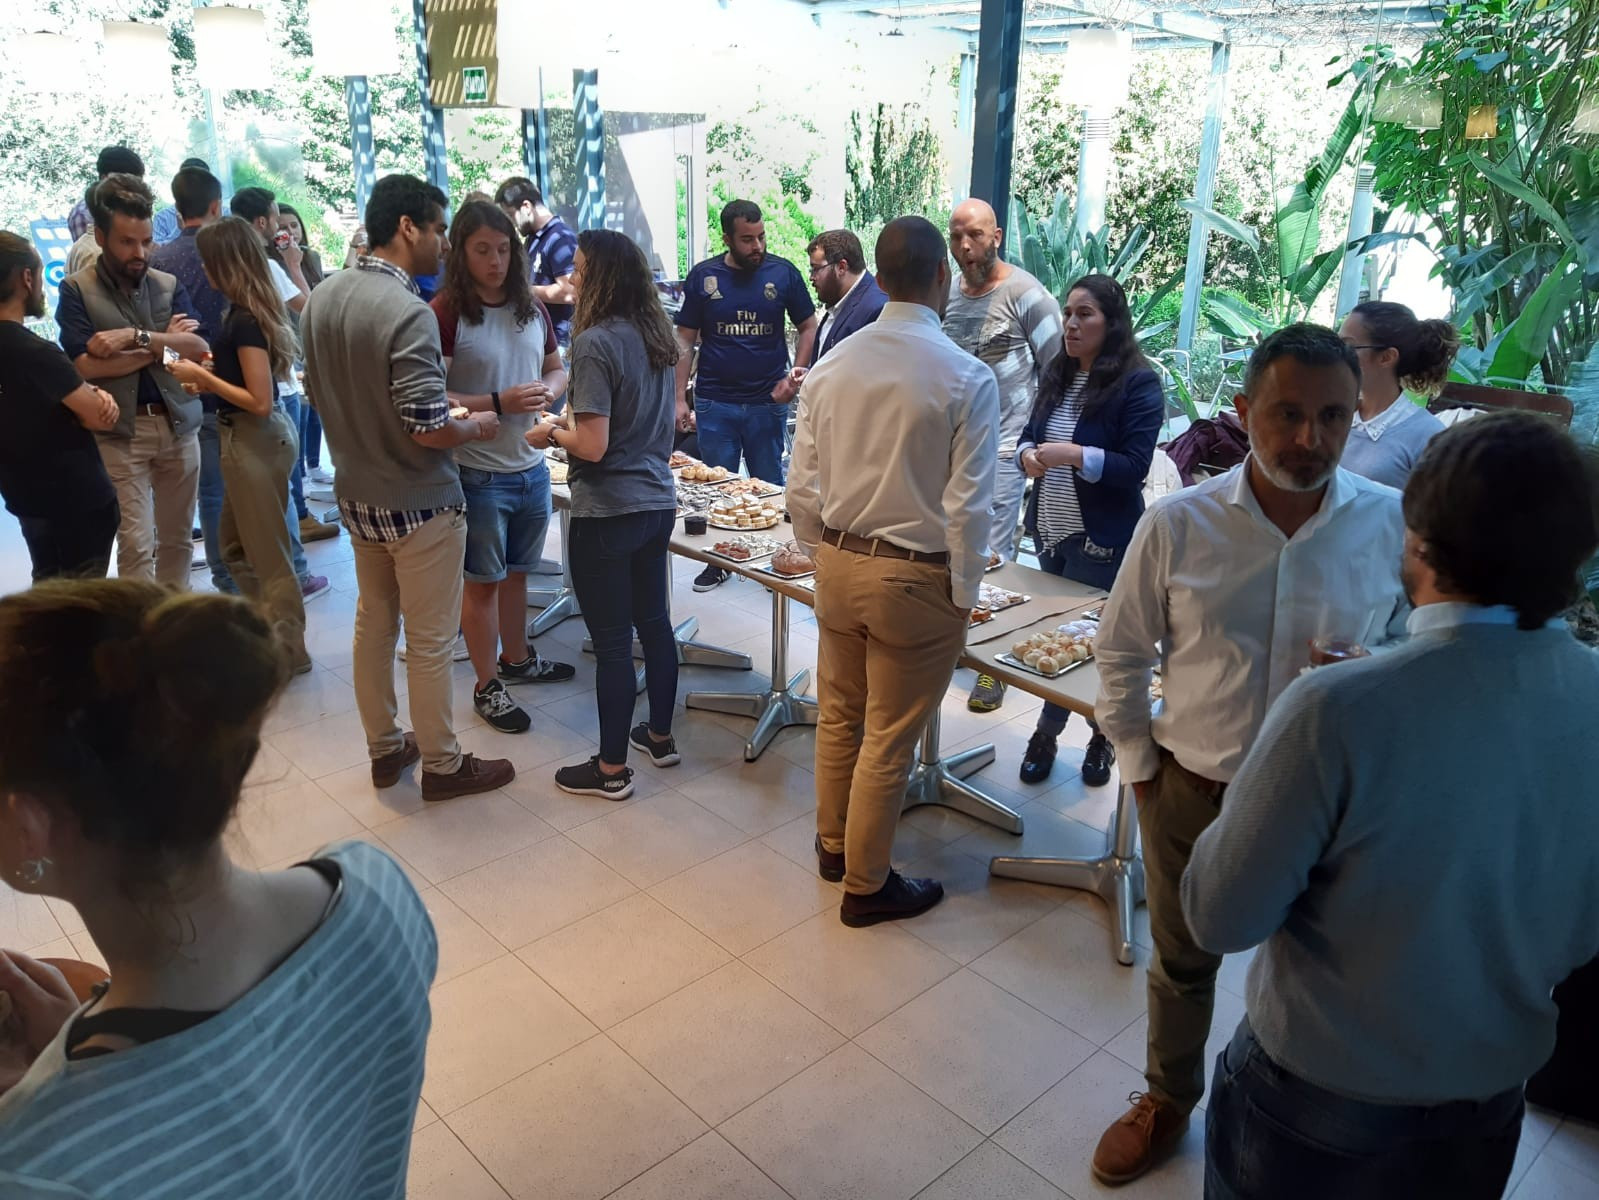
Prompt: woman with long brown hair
<box><xmin>529</xmin><ymin>229</ymin><xmax>680</xmax><ymax>799</ymax></box>
<box><xmin>165</xmin><ymin>217</ymin><xmax>311</xmax><ymax>673</ymax></box>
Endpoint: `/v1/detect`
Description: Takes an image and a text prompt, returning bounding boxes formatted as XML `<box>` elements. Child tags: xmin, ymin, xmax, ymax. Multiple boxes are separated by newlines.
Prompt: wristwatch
<box><xmin>491</xmin><ymin>390</ymin><xmax>502</xmax><ymax>415</ymax></box>
<box><xmin>134</xmin><ymin>328</ymin><xmax>151</xmax><ymax>350</ymax></box>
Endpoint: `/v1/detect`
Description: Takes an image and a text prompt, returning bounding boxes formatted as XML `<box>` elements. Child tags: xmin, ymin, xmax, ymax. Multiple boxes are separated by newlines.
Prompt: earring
<box><xmin>14</xmin><ymin>858</ymin><xmax>50</xmax><ymax>886</ymax></box>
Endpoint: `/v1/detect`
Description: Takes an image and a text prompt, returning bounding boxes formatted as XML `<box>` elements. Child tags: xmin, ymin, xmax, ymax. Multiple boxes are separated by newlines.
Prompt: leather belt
<box><xmin>136</xmin><ymin>401</ymin><xmax>167</xmax><ymax>416</ymax></box>
<box><xmin>821</xmin><ymin>526</ymin><xmax>950</xmax><ymax>565</ymax></box>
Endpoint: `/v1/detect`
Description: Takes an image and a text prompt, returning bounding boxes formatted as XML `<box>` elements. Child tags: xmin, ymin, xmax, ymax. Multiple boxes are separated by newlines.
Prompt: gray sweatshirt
<box><xmin>1183</xmin><ymin>606</ymin><xmax>1599</xmax><ymax>1104</ymax></box>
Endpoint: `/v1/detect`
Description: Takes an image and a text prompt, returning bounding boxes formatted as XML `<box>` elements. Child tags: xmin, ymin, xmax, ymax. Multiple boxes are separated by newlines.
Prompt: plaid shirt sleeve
<box><xmin>391</xmin><ymin>304</ymin><xmax>451</xmax><ymax>435</ymax></box>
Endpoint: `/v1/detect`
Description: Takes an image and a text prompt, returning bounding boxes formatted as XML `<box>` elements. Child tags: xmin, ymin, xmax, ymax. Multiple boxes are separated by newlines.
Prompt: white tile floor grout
<box><xmin>0</xmin><ymin>517</ymin><xmax>1592</xmax><ymax>1199</ymax></box>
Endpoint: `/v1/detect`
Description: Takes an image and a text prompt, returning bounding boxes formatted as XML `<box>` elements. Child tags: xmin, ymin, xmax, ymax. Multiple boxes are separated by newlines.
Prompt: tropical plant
<box><xmin>1334</xmin><ymin>0</ymin><xmax>1599</xmax><ymax>389</ymax></box>
<box><xmin>1005</xmin><ymin>192</ymin><xmax>1181</xmax><ymax>339</ymax></box>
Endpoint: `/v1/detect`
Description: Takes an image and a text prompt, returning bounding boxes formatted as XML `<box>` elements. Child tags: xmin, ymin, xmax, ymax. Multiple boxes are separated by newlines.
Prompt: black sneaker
<box><xmin>693</xmin><ymin>564</ymin><xmax>729</xmax><ymax>592</ymax></box>
<box><xmin>1019</xmin><ymin>729</ymin><xmax>1058</xmax><ymax>785</ymax></box>
<box><xmin>554</xmin><ymin>756</ymin><xmax>635</xmax><ymax>800</ymax></box>
<box><xmin>629</xmin><ymin>722</ymin><xmax>681</xmax><ymax>767</ymax></box>
<box><xmin>498</xmin><ymin>652</ymin><xmax>577</xmax><ymax>684</ymax></box>
<box><xmin>473</xmin><ymin>679</ymin><xmax>531</xmax><ymax>734</ymax></box>
<box><xmin>1082</xmin><ymin>732</ymin><xmax>1117</xmax><ymax>787</ymax></box>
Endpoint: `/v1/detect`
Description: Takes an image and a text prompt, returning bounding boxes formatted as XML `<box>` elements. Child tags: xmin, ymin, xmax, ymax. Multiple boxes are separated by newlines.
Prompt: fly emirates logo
<box><xmin>716</xmin><ymin>309</ymin><xmax>775</xmax><ymax>339</ymax></box>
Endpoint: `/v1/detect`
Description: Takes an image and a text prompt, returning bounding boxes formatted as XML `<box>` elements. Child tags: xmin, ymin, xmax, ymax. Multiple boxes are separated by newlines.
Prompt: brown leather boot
<box><xmin>1091</xmin><ymin>1091</ymin><xmax>1188</xmax><ymax>1185</ymax></box>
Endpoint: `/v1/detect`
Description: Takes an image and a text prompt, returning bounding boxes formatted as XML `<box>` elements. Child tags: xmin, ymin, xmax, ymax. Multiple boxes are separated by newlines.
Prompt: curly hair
<box><xmin>571</xmin><ymin>229</ymin><xmax>679</xmax><ymax>369</ymax></box>
<box><xmin>1349</xmin><ymin>301</ymin><xmax>1461</xmax><ymax>397</ymax></box>
<box><xmin>441</xmin><ymin>201</ymin><xmax>538</xmax><ymax>329</ymax></box>
<box><xmin>196</xmin><ymin>218</ymin><xmax>300</xmax><ymax>384</ymax></box>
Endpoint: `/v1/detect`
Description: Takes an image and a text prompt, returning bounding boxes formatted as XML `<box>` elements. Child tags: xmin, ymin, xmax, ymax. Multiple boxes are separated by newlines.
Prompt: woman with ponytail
<box><xmin>1339</xmin><ymin>301</ymin><xmax>1457</xmax><ymax>488</ymax></box>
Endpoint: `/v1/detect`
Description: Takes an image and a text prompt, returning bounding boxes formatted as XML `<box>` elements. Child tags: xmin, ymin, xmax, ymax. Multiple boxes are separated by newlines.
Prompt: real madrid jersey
<box><xmin>676</xmin><ymin>254</ymin><xmax>815</xmax><ymax>404</ymax></box>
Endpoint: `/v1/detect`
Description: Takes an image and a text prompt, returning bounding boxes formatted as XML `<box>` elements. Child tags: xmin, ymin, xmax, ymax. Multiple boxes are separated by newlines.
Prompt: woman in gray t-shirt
<box><xmin>529</xmin><ymin>230</ymin><xmax>681</xmax><ymax>800</ymax></box>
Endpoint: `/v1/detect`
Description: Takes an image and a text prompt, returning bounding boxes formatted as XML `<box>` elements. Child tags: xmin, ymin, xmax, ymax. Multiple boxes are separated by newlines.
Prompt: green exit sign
<box><xmin>462</xmin><ymin>65</ymin><xmax>488</xmax><ymax>103</ymax></box>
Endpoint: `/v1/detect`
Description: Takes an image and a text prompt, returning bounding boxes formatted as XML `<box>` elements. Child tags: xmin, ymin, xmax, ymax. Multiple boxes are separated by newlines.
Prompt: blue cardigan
<box><xmin>1019</xmin><ymin>366</ymin><xmax>1164</xmax><ymax>551</ymax></box>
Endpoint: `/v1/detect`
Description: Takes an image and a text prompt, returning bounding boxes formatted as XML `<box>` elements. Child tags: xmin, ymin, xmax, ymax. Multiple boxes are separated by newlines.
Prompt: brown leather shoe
<box><xmin>421</xmin><ymin>753</ymin><xmax>515</xmax><ymax>802</ymax></box>
<box><xmin>814</xmin><ymin>835</ymin><xmax>844</xmax><ymax>883</ymax></box>
<box><xmin>1091</xmin><ymin>1092</ymin><xmax>1188</xmax><ymax>1185</ymax></box>
<box><xmin>371</xmin><ymin>732</ymin><xmax>420</xmax><ymax>788</ymax></box>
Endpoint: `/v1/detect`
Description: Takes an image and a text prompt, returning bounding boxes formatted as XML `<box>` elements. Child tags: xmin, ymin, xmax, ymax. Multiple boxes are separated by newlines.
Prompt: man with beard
<box><xmin>0</xmin><ymin>232</ymin><xmax>121</xmax><ymax>579</ymax></box>
<box><xmin>943</xmin><ymin>198</ymin><xmax>1062</xmax><ymax>713</ymax></box>
<box><xmin>1087</xmin><ymin>324</ymin><xmax>1408</xmax><ymax>1186</ymax></box>
<box><xmin>801</xmin><ymin>229</ymin><xmax>887</xmax><ymax>367</ymax></box>
<box><xmin>1184</xmin><ymin>412</ymin><xmax>1599</xmax><ymax>1199</ymax></box>
<box><xmin>56</xmin><ymin>173</ymin><xmax>210</xmax><ymax>587</ymax></box>
<box><xmin>675</xmin><ymin>199</ymin><xmax>817</xmax><ymax>591</ymax></box>
<box><xmin>493</xmin><ymin>177</ymin><xmax>577</xmax><ymax>348</ymax></box>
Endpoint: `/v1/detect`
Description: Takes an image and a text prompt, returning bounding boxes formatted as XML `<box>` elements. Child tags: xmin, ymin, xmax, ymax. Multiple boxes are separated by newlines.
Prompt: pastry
<box><xmin>669</xmin><ymin>451</ymin><xmax>696</xmax><ymax>469</ymax></box>
<box><xmin>1037</xmin><ymin>654</ymin><xmax>1060</xmax><ymax>673</ymax></box>
<box><xmin>771</xmin><ymin>545</ymin><xmax>815</xmax><ymax>576</ymax></box>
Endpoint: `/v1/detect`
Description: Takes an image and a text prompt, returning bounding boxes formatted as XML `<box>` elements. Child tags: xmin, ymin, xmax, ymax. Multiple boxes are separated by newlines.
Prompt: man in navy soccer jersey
<box><xmin>675</xmin><ymin>199</ymin><xmax>817</xmax><ymax>591</ymax></box>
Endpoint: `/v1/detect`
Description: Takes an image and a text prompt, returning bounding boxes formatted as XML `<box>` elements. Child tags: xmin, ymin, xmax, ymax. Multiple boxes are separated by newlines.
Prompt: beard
<box><xmin>1399</xmin><ymin>551</ymin><xmax>1421</xmax><ymax>608</ymax></box>
<box><xmin>1254</xmin><ymin>451</ymin><xmax>1338</xmax><ymax>494</ymax></box>
<box><xmin>106</xmin><ymin>253</ymin><xmax>147</xmax><ymax>287</ymax></box>
<box><xmin>729</xmin><ymin>244</ymin><xmax>764</xmax><ymax>271</ymax></box>
<box><xmin>960</xmin><ymin>244</ymin><xmax>999</xmax><ymax>288</ymax></box>
<box><xmin>25</xmin><ymin>280</ymin><xmax>45</xmax><ymax>320</ymax></box>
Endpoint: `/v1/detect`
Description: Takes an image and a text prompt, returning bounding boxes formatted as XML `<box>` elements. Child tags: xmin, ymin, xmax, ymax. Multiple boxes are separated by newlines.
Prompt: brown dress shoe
<box><xmin>421</xmin><ymin>753</ymin><xmax>515</xmax><ymax>802</ymax></box>
<box><xmin>814</xmin><ymin>835</ymin><xmax>844</xmax><ymax>882</ymax></box>
<box><xmin>371</xmin><ymin>732</ymin><xmax>420</xmax><ymax>788</ymax></box>
<box><xmin>1091</xmin><ymin>1092</ymin><xmax>1188</xmax><ymax>1185</ymax></box>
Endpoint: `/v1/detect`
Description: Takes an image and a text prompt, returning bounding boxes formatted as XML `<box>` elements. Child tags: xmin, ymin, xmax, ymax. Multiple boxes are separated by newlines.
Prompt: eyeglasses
<box><xmin>808</xmin><ymin>260</ymin><xmax>838</xmax><ymax>276</ymax></box>
<box><xmin>1342</xmin><ymin>343</ymin><xmax>1389</xmax><ymax>353</ymax></box>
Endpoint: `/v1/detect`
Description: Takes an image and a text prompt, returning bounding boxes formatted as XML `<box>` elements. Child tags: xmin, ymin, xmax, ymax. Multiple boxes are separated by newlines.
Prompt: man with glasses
<box><xmin>800</xmin><ymin>230</ymin><xmax>887</xmax><ymax>370</ymax></box>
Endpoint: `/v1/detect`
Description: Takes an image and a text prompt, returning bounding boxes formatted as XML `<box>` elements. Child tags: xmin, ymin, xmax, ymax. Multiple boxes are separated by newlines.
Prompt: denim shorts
<box><xmin>460</xmin><ymin>461</ymin><xmax>552</xmax><ymax>582</ymax></box>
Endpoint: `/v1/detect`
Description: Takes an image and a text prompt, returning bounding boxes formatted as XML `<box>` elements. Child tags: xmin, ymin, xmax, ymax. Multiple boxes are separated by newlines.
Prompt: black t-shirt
<box><xmin>0</xmin><ymin>321</ymin><xmax>116</xmax><ymax>518</ymax></box>
<box><xmin>212</xmin><ymin>308</ymin><xmax>271</xmax><ymax>414</ymax></box>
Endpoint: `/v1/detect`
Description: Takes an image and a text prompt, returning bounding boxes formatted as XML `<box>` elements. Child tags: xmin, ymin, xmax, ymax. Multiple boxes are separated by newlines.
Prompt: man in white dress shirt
<box><xmin>1089</xmin><ymin>323</ymin><xmax>1409</xmax><ymax>1186</ymax></box>
<box><xmin>788</xmin><ymin>216</ymin><xmax>1000</xmax><ymax>927</ymax></box>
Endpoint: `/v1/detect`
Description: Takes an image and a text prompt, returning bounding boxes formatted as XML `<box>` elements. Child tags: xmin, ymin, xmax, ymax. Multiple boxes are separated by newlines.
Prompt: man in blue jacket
<box><xmin>802</xmin><ymin>230</ymin><xmax>888</xmax><ymax>367</ymax></box>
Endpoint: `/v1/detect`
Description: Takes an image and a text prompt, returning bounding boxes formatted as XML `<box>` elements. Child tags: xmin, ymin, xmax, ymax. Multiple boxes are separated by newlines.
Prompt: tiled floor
<box><xmin>2</xmin><ymin>511</ymin><xmax>1594</xmax><ymax>1199</ymax></box>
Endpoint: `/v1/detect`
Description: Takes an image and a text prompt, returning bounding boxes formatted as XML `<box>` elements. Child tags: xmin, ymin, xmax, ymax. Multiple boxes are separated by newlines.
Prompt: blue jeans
<box><xmin>1034</xmin><ymin>532</ymin><xmax>1123</xmax><ymax>736</ymax></box>
<box><xmin>1205</xmin><ymin>1021</ymin><xmax>1523</xmax><ymax>1200</ymax></box>
<box><xmin>199</xmin><ymin>409</ymin><xmax>309</xmax><ymax>594</ymax></box>
<box><xmin>695</xmin><ymin>398</ymin><xmax>788</xmax><ymax>486</ymax></box>
<box><xmin>568</xmin><ymin>508</ymin><xmax>679</xmax><ymax>765</ymax></box>
<box><xmin>281</xmin><ymin>390</ymin><xmax>310</xmax><ymax>521</ymax></box>
<box><xmin>460</xmin><ymin>461</ymin><xmax>552</xmax><ymax>582</ymax></box>
<box><xmin>301</xmin><ymin>402</ymin><xmax>323</xmax><ymax>469</ymax></box>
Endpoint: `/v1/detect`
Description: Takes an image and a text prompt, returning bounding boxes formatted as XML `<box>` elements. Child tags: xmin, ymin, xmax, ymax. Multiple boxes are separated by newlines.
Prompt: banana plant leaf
<box><xmin>1469</xmin><ymin>153</ymin><xmax>1580</xmax><ymax>253</ymax></box>
<box><xmin>1485</xmin><ymin>250</ymin><xmax>1583</xmax><ymax>384</ymax></box>
<box><xmin>1287</xmin><ymin>248</ymin><xmax>1343</xmax><ymax>310</ymax></box>
<box><xmin>1180</xmin><ymin>200</ymin><xmax>1261</xmax><ymax>256</ymax></box>
<box><xmin>1203</xmin><ymin>291</ymin><xmax>1272</xmax><ymax>339</ymax></box>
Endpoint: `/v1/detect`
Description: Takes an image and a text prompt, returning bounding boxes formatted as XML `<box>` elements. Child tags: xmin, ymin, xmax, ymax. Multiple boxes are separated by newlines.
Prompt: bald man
<box><xmin>944</xmin><ymin>198</ymin><xmax>1062</xmax><ymax>713</ymax></box>
<box><xmin>788</xmin><ymin>216</ymin><xmax>999</xmax><ymax>926</ymax></box>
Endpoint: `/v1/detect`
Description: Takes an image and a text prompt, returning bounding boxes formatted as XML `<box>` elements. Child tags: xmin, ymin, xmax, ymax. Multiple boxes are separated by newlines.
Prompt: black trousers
<box><xmin>18</xmin><ymin>502</ymin><xmax>120</xmax><ymax>582</ymax></box>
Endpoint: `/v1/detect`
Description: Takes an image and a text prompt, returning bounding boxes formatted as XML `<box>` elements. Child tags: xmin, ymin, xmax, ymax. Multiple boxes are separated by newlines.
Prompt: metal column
<box><xmin>955</xmin><ymin>46</ymin><xmax>977</xmax><ymax>204</ymax></box>
<box><xmin>969</xmin><ymin>0</ymin><xmax>1025</xmax><ymax>224</ymax></box>
<box><xmin>1336</xmin><ymin>165</ymin><xmax>1377</xmax><ymax>316</ymax></box>
<box><xmin>574</xmin><ymin>68</ymin><xmax>605</xmax><ymax>231</ymax></box>
<box><xmin>1176</xmin><ymin>41</ymin><xmax>1231</xmax><ymax>354</ymax></box>
<box><xmin>411</xmin><ymin>0</ymin><xmax>449</xmax><ymax>196</ymax></box>
<box><xmin>1073</xmin><ymin>111</ymin><xmax>1113</xmax><ymax>241</ymax></box>
<box><xmin>346</xmin><ymin>76</ymin><xmax>377</xmax><ymax>218</ymax></box>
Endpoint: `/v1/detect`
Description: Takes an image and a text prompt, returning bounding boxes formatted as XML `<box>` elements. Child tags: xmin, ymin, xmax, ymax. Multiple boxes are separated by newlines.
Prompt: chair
<box><xmin>1428</xmin><ymin>381</ymin><xmax>1573</xmax><ymax>428</ymax></box>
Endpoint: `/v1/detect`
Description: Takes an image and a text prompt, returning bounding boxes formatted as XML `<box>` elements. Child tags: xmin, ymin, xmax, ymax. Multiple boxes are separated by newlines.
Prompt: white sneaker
<box><xmin>397</xmin><ymin>632</ymin><xmax>469</xmax><ymax>662</ymax></box>
<box><xmin>309</xmin><ymin>466</ymin><xmax>335</xmax><ymax>485</ymax></box>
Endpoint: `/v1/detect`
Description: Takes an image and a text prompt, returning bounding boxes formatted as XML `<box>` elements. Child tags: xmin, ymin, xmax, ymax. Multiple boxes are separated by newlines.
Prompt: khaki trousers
<box><xmin>1139</xmin><ymin>747</ymin><xmax>1227</xmax><ymax>1115</ymax></box>
<box><xmin>97</xmin><ymin>414</ymin><xmax>200</xmax><ymax>588</ymax></box>
<box><xmin>812</xmin><ymin>541</ymin><xmax>969</xmax><ymax>895</ymax></box>
<box><xmin>351</xmin><ymin>510</ymin><xmax>467</xmax><ymax>775</ymax></box>
<box><xmin>218</xmin><ymin>408</ymin><xmax>309</xmax><ymax>670</ymax></box>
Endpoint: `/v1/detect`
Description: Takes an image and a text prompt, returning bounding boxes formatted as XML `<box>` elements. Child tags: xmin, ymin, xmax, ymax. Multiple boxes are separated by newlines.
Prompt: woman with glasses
<box><xmin>1338</xmin><ymin>301</ymin><xmax>1455</xmax><ymax>488</ymax></box>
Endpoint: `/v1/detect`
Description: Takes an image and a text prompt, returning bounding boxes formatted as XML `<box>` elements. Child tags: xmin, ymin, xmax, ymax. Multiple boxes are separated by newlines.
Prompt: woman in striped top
<box><xmin>0</xmin><ymin>579</ymin><xmax>435</xmax><ymax>1198</ymax></box>
<box><xmin>1015</xmin><ymin>275</ymin><xmax>1163</xmax><ymax>787</ymax></box>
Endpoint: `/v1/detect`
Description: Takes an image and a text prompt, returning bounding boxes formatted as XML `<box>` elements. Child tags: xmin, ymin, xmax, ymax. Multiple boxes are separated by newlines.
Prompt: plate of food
<box><xmin>709</xmin><ymin>494</ymin><xmax>783</xmax><ymax>531</ymax></box>
<box><xmin>975</xmin><ymin>583</ymin><xmax>1029</xmax><ymax>613</ymax></box>
<box><xmin>718</xmin><ymin>477</ymin><xmax>784</xmax><ymax>499</ymax></box>
<box><xmin>680</xmin><ymin>463</ymin><xmax>732</xmax><ymax>483</ymax></box>
<box><xmin>708</xmin><ymin>533</ymin><xmax>783</xmax><ymax>563</ymax></box>
<box><xmin>970</xmin><ymin>608</ymin><xmax>995</xmax><ymax>627</ymax></box>
<box><xmin>547</xmin><ymin>460</ymin><xmax>569</xmax><ymax>484</ymax></box>
<box><xmin>764</xmin><ymin>543</ymin><xmax>815</xmax><ymax>578</ymax></box>
<box><xmin>995</xmin><ymin>622</ymin><xmax>1097</xmax><ymax>679</ymax></box>
<box><xmin>669</xmin><ymin>451</ymin><xmax>697</xmax><ymax>470</ymax></box>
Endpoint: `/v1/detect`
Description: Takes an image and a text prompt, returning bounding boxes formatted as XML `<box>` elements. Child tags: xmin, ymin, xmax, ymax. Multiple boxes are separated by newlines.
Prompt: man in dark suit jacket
<box><xmin>802</xmin><ymin>230</ymin><xmax>889</xmax><ymax>369</ymax></box>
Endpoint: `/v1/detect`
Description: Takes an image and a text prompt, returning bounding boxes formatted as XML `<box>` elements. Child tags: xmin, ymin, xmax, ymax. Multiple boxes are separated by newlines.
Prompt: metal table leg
<box><xmin>685</xmin><ymin>589</ymin><xmax>816</xmax><ymax>761</ymax></box>
<box><xmin>989</xmin><ymin>782</ymin><xmax>1145</xmax><ymax>966</ymax></box>
<box><xmin>527</xmin><ymin>508</ymin><xmax>580</xmax><ymax>636</ymax></box>
<box><xmin>901</xmin><ymin>709</ymin><xmax>1024</xmax><ymax>834</ymax></box>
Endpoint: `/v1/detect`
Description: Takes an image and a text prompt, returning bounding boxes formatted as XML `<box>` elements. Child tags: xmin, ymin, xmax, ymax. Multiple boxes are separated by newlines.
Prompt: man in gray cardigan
<box><xmin>1185</xmin><ymin>412</ymin><xmax>1599</xmax><ymax>1199</ymax></box>
<box><xmin>302</xmin><ymin>175</ymin><xmax>513</xmax><ymax>803</ymax></box>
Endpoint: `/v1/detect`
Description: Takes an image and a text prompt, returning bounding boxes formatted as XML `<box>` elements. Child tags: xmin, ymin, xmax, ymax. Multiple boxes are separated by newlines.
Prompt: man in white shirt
<box><xmin>1088</xmin><ymin>324</ymin><xmax>1408</xmax><ymax>1186</ymax></box>
<box><xmin>788</xmin><ymin>216</ymin><xmax>1000</xmax><ymax>927</ymax></box>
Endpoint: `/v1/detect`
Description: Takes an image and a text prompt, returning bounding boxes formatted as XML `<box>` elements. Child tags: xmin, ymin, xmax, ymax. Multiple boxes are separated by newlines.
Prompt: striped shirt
<box><xmin>0</xmin><ymin>842</ymin><xmax>437</xmax><ymax>1200</ymax></box>
<box><xmin>1036</xmin><ymin>376</ymin><xmax>1088</xmax><ymax>551</ymax></box>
